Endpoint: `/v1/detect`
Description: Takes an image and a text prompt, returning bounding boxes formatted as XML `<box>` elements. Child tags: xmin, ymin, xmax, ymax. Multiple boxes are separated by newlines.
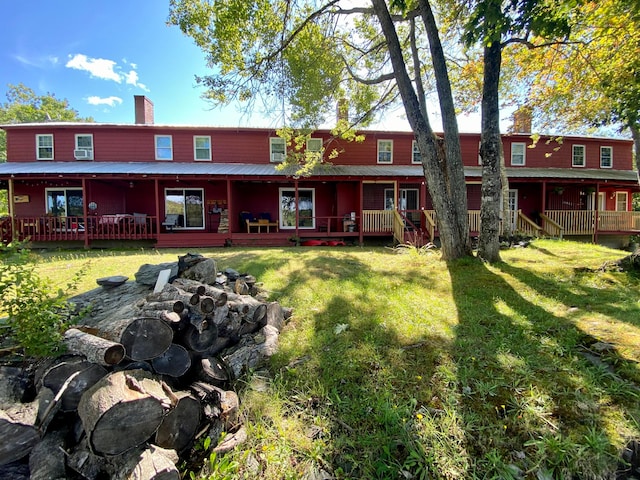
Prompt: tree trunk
<box><xmin>77</xmin><ymin>370</ymin><xmax>169</xmax><ymax>456</ymax></box>
<box><xmin>478</xmin><ymin>40</ymin><xmax>503</xmax><ymax>263</ymax></box>
<box><xmin>93</xmin><ymin>317</ymin><xmax>174</xmax><ymax>361</ymax></box>
<box><xmin>155</xmin><ymin>391</ymin><xmax>201</xmax><ymax>453</ymax></box>
<box><xmin>151</xmin><ymin>344</ymin><xmax>192</xmax><ymax>377</ymax></box>
<box><xmin>0</xmin><ymin>409</ymin><xmax>39</xmax><ymax>466</ymax></box>
<box><xmin>372</xmin><ymin>0</ymin><xmax>472</xmax><ymax>260</ymax></box>
<box><xmin>64</xmin><ymin>328</ymin><xmax>125</xmax><ymax>366</ymax></box>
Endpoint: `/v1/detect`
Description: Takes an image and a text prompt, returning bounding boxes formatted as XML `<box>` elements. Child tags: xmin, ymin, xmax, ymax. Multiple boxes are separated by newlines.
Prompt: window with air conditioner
<box><xmin>270</xmin><ymin>137</ymin><xmax>286</xmax><ymax>163</ymax></box>
<box><xmin>75</xmin><ymin>134</ymin><xmax>94</xmax><ymax>160</ymax></box>
<box><xmin>36</xmin><ymin>134</ymin><xmax>54</xmax><ymax>160</ymax></box>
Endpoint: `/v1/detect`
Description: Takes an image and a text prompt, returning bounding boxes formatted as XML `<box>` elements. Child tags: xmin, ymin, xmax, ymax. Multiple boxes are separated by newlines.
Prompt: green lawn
<box><xmin>26</xmin><ymin>240</ymin><xmax>640</xmax><ymax>478</ymax></box>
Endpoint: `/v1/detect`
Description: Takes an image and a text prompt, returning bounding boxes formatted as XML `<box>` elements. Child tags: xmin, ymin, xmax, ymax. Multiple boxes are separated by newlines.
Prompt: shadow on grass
<box><xmin>448</xmin><ymin>258</ymin><xmax>640</xmax><ymax>478</ymax></box>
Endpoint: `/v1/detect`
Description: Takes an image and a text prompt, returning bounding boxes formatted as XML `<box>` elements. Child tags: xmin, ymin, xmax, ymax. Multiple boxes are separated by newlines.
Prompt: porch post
<box><xmin>541</xmin><ymin>181</ymin><xmax>547</xmax><ymax>213</ymax></box>
<box><xmin>226</xmin><ymin>178</ymin><xmax>232</xmax><ymax>237</ymax></box>
<box><xmin>594</xmin><ymin>183</ymin><xmax>600</xmax><ymax>244</ymax></box>
<box><xmin>359</xmin><ymin>180</ymin><xmax>364</xmax><ymax>245</ymax></box>
<box><xmin>8</xmin><ymin>178</ymin><xmax>16</xmax><ymax>242</ymax></box>
<box><xmin>154</xmin><ymin>179</ymin><xmax>161</xmax><ymax>235</ymax></box>
<box><xmin>294</xmin><ymin>178</ymin><xmax>299</xmax><ymax>239</ymax></box>
<box><xmin>82</xmin><ymin>178</ymin><xmax>89</xmax><ymax>249</ymax></box>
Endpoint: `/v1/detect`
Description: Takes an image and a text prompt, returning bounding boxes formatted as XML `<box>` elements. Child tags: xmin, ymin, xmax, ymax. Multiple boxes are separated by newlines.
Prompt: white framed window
<box><xmin>412</xmin><ymin>140</ymin><xmax>421</xmax><ymax>164</ymax></box>
<box><xmin>36</xmin><ymin>134</ymin><xmax>54</xmax><ymax>160</ymax></box>
<box><xmin>164</xmin><ymin>188</ymin><xmax>205</xmax><ymax>229</ymax></box>
<box><xmin>74</xmin><ymin>134</ymin><xmax>94</xmax><ymax>160</ymax></box>
<box><xmin>572</xmin><ymin>144</ymin><xmax>585</xmax><ymax>167</ymax></box>
<box><xmin>279</xmin><ymin>187</ymin><xmax>315</xmax><ymax>229</ymax></box>
<box><xmin>600</xmin><ymin>146</ymin><xmax>613</xmax><ymax>168</ymax></box>
<box><xmin>194</xmin><ymin>136</ymin><xmax>211</xmax><ymax>161</ymax></box>
<box><xmin>615</xmin><ymin>191</ymin><xmax>628</xmax><ymax>212</ymax></box>
<box><xmin>377</xmin><ymin>139</ymin><xmax>393</xmax><ymax>164</ymax></box>
<box><xmin>45</xmin><ymin>188</ymin><xmax>83</xmax><ymax>216</ymax></box>
<box><xmin>155</xmin><ymin>135</ymin><xmax>173</xmax><ymax>160</ymax></box>
<box><xmin>511</xmin><ymin>142</ymin><xmax>526</xmax><ymax>166</ymax></box>
<box><xmin>270</xmin><ymin>137</ymin><xmax>286</xmax><ymax>163</ymax></box>
<box><xmin>306</xmin><ymin>138</ymin><xmax>322</xmax><ymax>162</ymax></box>
<box><xmin>478</xmin><ymin>141</ymin><xmax>482</xmax><ymax>165</ymax></box>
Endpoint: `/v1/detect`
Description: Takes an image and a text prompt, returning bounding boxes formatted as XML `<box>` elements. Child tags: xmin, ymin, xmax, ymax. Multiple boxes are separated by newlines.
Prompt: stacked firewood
<box><xmin>0</xmin><ymin>253</ymin><xmax>291</xmax><ymax>480</ymax></box>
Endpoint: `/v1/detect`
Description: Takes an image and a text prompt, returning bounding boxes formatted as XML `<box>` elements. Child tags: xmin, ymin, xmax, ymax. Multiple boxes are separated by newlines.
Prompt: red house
<box><xmin>1</xmin><ymin>96</ymin><xmax>638</xmax><ymax>249</ymax></box>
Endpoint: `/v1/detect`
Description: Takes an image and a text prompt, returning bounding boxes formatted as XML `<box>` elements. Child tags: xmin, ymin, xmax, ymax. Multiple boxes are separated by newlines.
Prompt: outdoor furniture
<box><xmin>258</xmin><ymin>212</ymin><xmax>278</xmax><ymax>232</ymax></box>
<box><xmin>241</xmin><ymin>211</ymin><xmax>261</xmax><ymax>233</ymax></box>
<box><xmin>133</xmin><ymin>212</ymin><xmax>147</xmax><ymax>233</ymax></box>
<box><xmin>162</xmin><ymin>214</ymin><xmax>182</xmax><ymax>232</ymax></box>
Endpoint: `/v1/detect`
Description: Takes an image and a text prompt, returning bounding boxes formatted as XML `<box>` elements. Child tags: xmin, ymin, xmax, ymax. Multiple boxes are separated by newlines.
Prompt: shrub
<box><xmin>0</xmin><ymin>243</ymin><xmax>87</xmax><ymax>357</ymax></box>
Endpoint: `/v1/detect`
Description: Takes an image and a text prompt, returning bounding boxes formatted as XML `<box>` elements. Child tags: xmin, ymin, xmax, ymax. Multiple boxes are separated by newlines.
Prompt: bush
<box><xmin>0</xmin><ymin>243</ymin><xmax>87</xmax><ymax>357</ymax></box>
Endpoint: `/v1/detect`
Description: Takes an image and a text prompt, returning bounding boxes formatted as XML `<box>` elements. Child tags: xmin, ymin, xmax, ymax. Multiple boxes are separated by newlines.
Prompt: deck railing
<box><xmin>362</xmin><ymin>210</ymin><xmax>394</xmax><ymax>233</ymax></box>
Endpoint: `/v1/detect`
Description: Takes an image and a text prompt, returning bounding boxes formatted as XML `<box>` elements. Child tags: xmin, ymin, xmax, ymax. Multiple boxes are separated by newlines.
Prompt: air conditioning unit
<box><xmin>74</xmin><ymin>149</ymin><xmax>93</xmax><ymax>160</ymax></box>
<box><xmin>271</xmin><ymin>153</ymin><xmax>285</xmax><ymax>163</ymax></box>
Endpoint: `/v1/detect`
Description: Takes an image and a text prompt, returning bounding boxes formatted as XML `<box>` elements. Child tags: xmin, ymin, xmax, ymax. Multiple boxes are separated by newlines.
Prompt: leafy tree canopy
<box><xmin>0</xmin><ymin>83</ymin><xmax>92</xmax><ymax>161</ymax></box>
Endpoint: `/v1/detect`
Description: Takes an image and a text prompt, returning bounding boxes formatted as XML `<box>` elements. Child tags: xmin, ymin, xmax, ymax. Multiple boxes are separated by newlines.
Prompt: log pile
<box><xmin>0</xmin><ymin>253</ymin><xmax>292</xmax><ymax>479</ymax></box>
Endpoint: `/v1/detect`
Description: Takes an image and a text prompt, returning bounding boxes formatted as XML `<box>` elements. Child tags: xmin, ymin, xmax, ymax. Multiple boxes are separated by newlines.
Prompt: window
<box><xmin>572</xmin><ymin>145</ymin><xmax>585</xmax><ymax>167</ymax></box>
<box><xmin>36</xmin><ymin>134</ymin><xmax>54</xmax><ymax>160</ymax></box>
<box><xmin>306</xmin><ymin>138</ymin><xmax>322</xmax><ymax>162</ymax></box>
<box><xmin>412</xmin><ymin>140</ymin><xmax>421</xmax><ymax>164</ymax></box>
<box><xmin>616</xmin><ymin>192</ymin><xmax>628</xmax><ymax>212</ymax></box>
<box><xmin>194</xmin><ymin>136</ymin><xmax>211</xmax><ymax>161</ymax></box>
<box><xmin>279</xmin><ymin>188</ymin><xmax>315</xmax><ymax>229</ymax></box>
<box><xmin>74</xmin><ymin>134</ymin><xmax>94</xmax><ymax>160</ymax></box>
<box><xmin>478</xmin><ymin>142</ymin><xmax>482</xmax><ymax>165</ymax></box>
<box><xmin>511</xmin><ymin>142</ymin><xmax>526</xmax><ymax>166</ymax></box>
<box><xmin>600</xmin><ymin>146</ymin><xmax>613</xmax><ymax>168</ymax></box>
<box><xmin>164</xmin><ymin>188</ymin><xmax>204</xmax><ymax>228</ymax></box>
<box><xmin>155</xmin><ymin>135</ymin><xmax>173</xmax><ymax>160</ymax></box>
<box><xmin>46</xmin><ymin>188</ymin><xmax>83</xmax><ymax>216</ymax></box>
<box><xmin>270</xmin><ymin>137</ymin><xmax>286</xmax><ymax>163</ymax></box>
<box><xmin>377</xmin><ymin>140</ymin><xmax>393</xmax><ymax>163</ymax></box>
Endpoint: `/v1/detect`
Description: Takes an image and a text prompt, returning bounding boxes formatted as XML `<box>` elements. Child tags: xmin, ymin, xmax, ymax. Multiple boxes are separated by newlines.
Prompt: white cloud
<box><xmin>66</xmin><ymin>54</ymin><xmax>149</xmax><ymax>91</ymax></box>
<box><xmin>87</xmin><ymin>96</ymin><xmax>123</xmax><ymax>107</ymax></box>
<box><xmin>66</xmin><ymin>54</ymin><xmax>121</xmax><ymax>82</ymax></box>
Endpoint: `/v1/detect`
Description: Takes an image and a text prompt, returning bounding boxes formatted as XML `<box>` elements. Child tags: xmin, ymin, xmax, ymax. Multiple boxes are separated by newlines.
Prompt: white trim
<box><xmin>377</xmin><ymin>139</ymin><xmax>393</xmax><ymax>164</ymax></box>
<box><xmin>36</xmin><ymin>134</ymin><xmax>54</xmax><ymax>160</ymax></box>
<box><xmin>615</xmin><ymin>191</ymin><xmax>628</xmax><ymax>211</ymax></box>
<box><xmin>572</xmin><ymin>144</ymin><xmax>585</xmax><ymax>167</ymax></box>
<box><xmin>163</xmin><ymin>187</ymin><xmax>205</xmax><ymax>229</ymax></box>
<box><xmin>270</xmin><ymin>137</ymin><xmax>286</xmax><ymax>162</ymax></box>
<box><xmin>600</xmin><ymin>146</ymin><xmax>613</xmax><ymax>168</ymax></box>
<box><xmin>74</xmin><ymin>134</ymin><xmax>94</xmax><ymax>160</ymax></box>
<box><xmin>193</xmin><ymin>135</ymin><xmax>212</xmax><ymax>161</ymax></box>
<box><xmin>155</xmin><ymin>135</ymin><xmax>173</xmax><ymax>161</ymax></box>
<box><xmin>411</xmin><ymin>140</ymin><xmax>421</xmax><ymax>164</ymax></box>
<box><xmin>306</xmin><ymin>138</ymin><xmax>322</xmax><ymax>152</ymax></box>
<box><xmin>511</xmin><ymin>142</ymin><xmax>526</xmax><ymax>166</ymax></box>
<box><xmin>45</xmin><ymin>187</ymin><xmax>83</xmax><ymax>216</ymax></box>
<box><xmin>279</xmin><ymin>187</ymin><xmax>315</xmax><ymax>229</ymax></box>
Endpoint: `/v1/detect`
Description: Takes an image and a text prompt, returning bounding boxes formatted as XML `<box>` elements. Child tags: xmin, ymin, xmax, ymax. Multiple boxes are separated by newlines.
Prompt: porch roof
<box><xmin>0</xmin><ymin>162</ymin><xmax>637</xmax><ymax>183</ymax></box>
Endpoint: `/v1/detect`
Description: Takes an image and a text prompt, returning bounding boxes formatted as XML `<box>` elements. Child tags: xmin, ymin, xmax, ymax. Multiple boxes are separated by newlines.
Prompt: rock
<box><xmin>96</xmin><ymin>275</ymin><xmax>128</xmax><ymax>288</ymax></box>
<box><xmin>181</xmin><ymin>258</ymin><xmax>217</xmax><ymax>285</ymax></box>
<box><xmin>135</xmin><ymin>263</ymin><xmax>179</xmax><ymax>286</ymax></box>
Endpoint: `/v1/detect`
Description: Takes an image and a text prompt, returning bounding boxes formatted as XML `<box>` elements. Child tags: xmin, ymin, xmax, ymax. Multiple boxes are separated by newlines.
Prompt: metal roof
<box><xmin>0</xmin><ymin>161</ymin><xmax>637</xmax><ymax>183</ymax></box>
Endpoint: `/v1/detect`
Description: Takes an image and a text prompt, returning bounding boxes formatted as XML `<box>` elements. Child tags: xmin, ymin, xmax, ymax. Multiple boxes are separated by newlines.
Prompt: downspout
<box><xmin>82</xmin><ymin>178</ymin><xmax>89</xmax><ymax>249</ymax></box>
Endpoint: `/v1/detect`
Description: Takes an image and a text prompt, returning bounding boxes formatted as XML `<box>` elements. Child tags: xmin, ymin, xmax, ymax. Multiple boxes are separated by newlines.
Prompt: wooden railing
<box><xmin>543</xmin><ymin>210</ymin><xmax>594</xmax><ymax>235</ymax></box>
<box><xmin>392</xmin><ymin>211</ymin><xmax>405</xmax><ymax>244</ymax></box>
<box><xmin>362</xmin><ymin>210</ymin><xmax>394</xmax><ymax>233</ymax></box>
<box><xmin>597</xmin><ymin>211</ymin><xmax>640</xmax><ymax>232</ymax></box>
<box><xmin>517</xmin><ymin>211</ymin><xmax>544</xmax><ymax>237</ymax></box>
<box><xmin>13</xmin><ymin>215</ymin><xmax>158</xmax><ymax>242</ymax></box>
<box><xmin>539</xmin><ymin>213</ymin><xmax>564</xmax><ymax>239</ymax></box>
<box><xmin>423</xmin><ymin>210</ymin><xmax>436</xmax><ymax>240</ymax></box>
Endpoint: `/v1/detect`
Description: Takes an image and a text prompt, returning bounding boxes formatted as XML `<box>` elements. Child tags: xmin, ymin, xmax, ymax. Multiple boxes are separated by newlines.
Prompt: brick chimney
<box><xmin>134</xmin><ymin>95</ymin><xmax>154</xmax><ymax>124</ymax></box>
<box><xmin>511</xmin><ymin>106</ymin><xmax>532</xmax><ymax>133</ymax></box>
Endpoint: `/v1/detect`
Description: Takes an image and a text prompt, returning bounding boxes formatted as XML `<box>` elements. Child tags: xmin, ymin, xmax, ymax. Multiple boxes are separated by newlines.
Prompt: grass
<box><xmin>17</xmin><ymin>240</ymin><xmax>640</xmax><ymax>478</ymax></box>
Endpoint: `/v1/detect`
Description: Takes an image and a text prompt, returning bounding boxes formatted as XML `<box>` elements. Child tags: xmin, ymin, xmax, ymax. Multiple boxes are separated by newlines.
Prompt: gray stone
<box><xmin>134</xmin><ymin>262</ymin><xmax>179</xmax><ymax>286</ymax></box>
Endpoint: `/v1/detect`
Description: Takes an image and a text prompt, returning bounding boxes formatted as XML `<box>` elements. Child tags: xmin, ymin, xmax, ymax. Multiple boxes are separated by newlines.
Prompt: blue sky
<box><xmin>1</xmin><ymin>0</ymin><xmax>481</xmax><ymax>131</ymax></box>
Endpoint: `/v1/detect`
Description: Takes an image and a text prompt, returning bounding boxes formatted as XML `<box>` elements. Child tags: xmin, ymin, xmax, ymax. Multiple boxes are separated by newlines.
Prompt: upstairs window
<box><xmin>306</xmin><ymin>138</ymin><xmax>323</xmax><ymax>162</ymax></box>
<box><xmin>377</xmin><ymin>139</ymin><xmax>393</xmax><ymax>164</ymax></box>
<box><xmin>511</xmin><ymin>142</ymin><xmax>526</xmax><ymax>166</ymax></box>
<box><xmin>74</xmin><ymin>134</ymin><xmax>94</xmax><ymax>160</ymax></box>
<box><xmin>194</xmin><ymin>136</ymin><xmax>211</xmax><ymax>161</ymax></box>
<box><xmin>600</xmin><ymin>146</ymin><xmax>613</xmax><ymax>168</ymax></box>
<box><xmin>36</xmin><ymin>134</ymin><xmax>54</xmax><ymax>160</ymax></box>
<box><xmin>155</xmin><ymin>135</ymin><xmax>173</xmax><ymax>160</ymax></box>
<box><xmin>572</xmin><ymin>144</ymin><xmax>585</xmax><ymax>167</ymax></box>
<box><xmin>412</xmin><ymin>140</ymin><xmax>421</xmax><ymax>164</ymax></box>
<box><xmin>270</xmin><ymin>137</ymin><xmax>286</xmax><ymax>163</ymax></box>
